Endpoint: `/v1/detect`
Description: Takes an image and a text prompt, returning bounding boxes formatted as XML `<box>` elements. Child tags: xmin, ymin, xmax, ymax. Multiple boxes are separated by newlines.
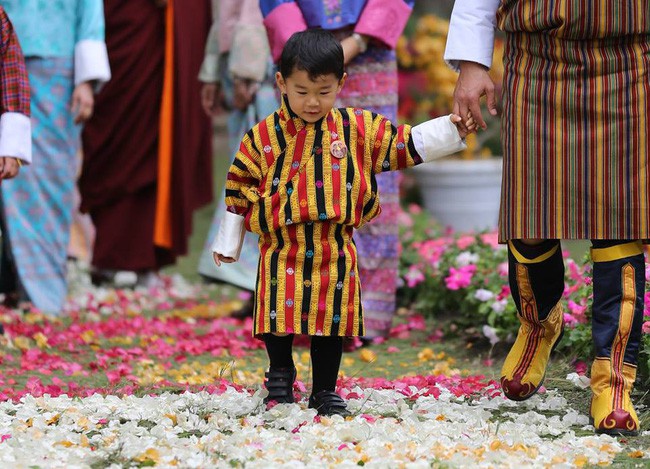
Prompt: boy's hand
<box><xmin>0</xmin><ymin>157</ymin><xmax>20</xmax><ymax>179</ymax></box>
<box><xmin>213</xmin><ymin>252</ymin><xmax>236</xmax><ymax>267</ymax></box>
<box><xmin>72</xmin><ymin>82</ymin><xmax>94</xmax><ymax>124</ymax></box>
<box><xmin>450</xmin><ymin>113</ymin><xmax>477</xmax><ymax>139</ymax></box>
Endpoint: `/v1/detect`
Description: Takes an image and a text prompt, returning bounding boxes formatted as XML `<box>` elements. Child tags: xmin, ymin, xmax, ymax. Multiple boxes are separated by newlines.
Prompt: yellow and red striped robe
<box><xmin>225</xmin><ymin>98</ymin><xmax>423</xmax><ymax>337</ymax></box>
<box><xmin>496</xmin><ymin>0</ymin><xmax>650</xmax><ymax>241</ymax></box>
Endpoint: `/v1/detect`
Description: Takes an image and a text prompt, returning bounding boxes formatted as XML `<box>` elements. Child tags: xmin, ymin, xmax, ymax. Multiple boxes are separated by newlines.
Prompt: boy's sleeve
<box><xmin>260</xmin><ymin>0</ymin><xmax>307</xmax><ymax>63</ymax></box>
<box><xmin>75</xmin><ymin>0</ymin><xmax>111</xmax><ymax>87</ymax></box>
<box><xmin>0</xmin><ymin>9</ymin><xmax>31</xmax><ymax>164</ymax></box>
<box><xmin>369</xmin><ymin>113</ymin><xmax>466</xmax><ymax>174</ymax></box>
<box><xmin>211</xmin><ymin>132</ymin><xmax>263</xmax><ymax>260</ymax></box>
<box><xmin>354</xmin><ymin>0</ymin><xmax>414</xmax><ymax>50</ymax></box>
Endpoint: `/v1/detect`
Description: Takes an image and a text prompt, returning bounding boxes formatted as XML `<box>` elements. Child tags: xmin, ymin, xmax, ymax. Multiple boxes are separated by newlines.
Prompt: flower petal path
<box><xmin>0</xmin><ymin>275</ymin><xmax>648</xmax><ymax>467</ymax></box>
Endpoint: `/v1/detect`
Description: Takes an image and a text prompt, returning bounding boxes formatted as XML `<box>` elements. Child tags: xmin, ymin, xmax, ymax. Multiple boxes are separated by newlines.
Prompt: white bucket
<box><xmin>411</xmin><ymin>158</ymin><xmax>503</xmax><ymax>232</ymax></box>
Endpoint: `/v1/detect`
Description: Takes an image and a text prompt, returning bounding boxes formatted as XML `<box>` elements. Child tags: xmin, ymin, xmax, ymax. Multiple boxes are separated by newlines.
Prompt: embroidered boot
<box><xmin>501</xmin><ymin>239</ymin><xmax>565</xmax><ymax>401</ymax></box>
<box><xmin>589</xmin><ymin>240</ymin><xmax>644</xmax><ymax>436</ymax></box>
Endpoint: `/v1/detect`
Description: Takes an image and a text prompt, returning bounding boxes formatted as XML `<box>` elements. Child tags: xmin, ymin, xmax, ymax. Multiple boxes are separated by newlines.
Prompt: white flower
<box><xmin>566</xmin><ymin>372</ymin><xmax>591</xmax><ymax>389</ymax></box>
<box><xmin>482</xmin><ymin>325</ymin><xmax>500</xmax><ymax>345</ymax></box>
<box><xmin>491</xmin><ymin>299</ymin><xmax>507</xmax><ymax>313</ymax></box>
<box><xmin>474</xmin><ymin>288</ymin><xmax>494</xmax><ymax>302</ymax></box>
<box><xmin>455</xmin><ymin>252</ymin><xmax>479</xmax><ymax>266</ymax></box>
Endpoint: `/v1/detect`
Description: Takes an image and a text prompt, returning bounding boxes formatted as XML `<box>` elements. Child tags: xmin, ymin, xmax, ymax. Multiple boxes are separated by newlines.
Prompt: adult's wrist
<box><xmin>351</xmin><ymin>33</ymin><xmax>368</xmax><ymax>54</ymax></box>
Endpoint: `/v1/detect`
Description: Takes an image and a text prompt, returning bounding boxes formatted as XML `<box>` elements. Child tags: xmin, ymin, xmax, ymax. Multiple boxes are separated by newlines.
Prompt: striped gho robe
<box><xmin>496</xmin><ymin>0</ymin><xmax>650</xmax><ymax>242</ymax></box>
<box><xmin>221</xmin><ymin>98</ymin><xmax>464</xmax><ymax>337</ymax></box>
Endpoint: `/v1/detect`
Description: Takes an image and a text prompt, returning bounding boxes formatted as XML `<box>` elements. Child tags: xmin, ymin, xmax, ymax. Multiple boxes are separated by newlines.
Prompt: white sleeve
<box><xmin>211</xmin><ymin>211</ymin><xmax>246</xmax><ymax>261</ymax></box>
<box><xmin>444</xmin><ymin>0</ymin><xmax>501</xmax><ymax>71</ymax></box>
<box><xmin>411</xmin><ymin>115</ymin><xmax>467</xmax><ymax>162</ymax></box>
<box><xmin>74</xmin><ymin>40</ymin><xmax>111</xmax><ymax>88</ymax></box>
<box><xmin>0</xmin><ymin>113</ymin><xmax>31</xmax><ymax>163</ymax></box>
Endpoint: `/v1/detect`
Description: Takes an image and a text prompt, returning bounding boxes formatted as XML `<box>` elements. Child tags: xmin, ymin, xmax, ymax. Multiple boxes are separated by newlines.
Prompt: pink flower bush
<box><xmin>397</xmin><ymin>206</ymin><xmax>650</xmax><ymax>384</ymax></box>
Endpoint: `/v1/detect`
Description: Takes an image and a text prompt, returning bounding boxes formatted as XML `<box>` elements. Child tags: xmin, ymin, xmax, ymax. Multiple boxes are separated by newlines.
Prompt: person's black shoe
<box><xmin>263</xmin><ymin>367</ymin><xmax>296</xmax><ymax>404</ymax></box>
<box><xmin>308</xmin><ymin>390</ymin><xmax>351</xmax><ymax>416</ymax></box>
<box><xmin>231</xmin><ymin>297</ymin><xmax>254</xmax><ymax>319</ymax></box>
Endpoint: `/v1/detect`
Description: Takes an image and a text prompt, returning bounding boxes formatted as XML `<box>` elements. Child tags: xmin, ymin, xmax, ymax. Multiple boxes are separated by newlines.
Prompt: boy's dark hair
<box><xmin>280</xmin><ymin>29</ymin><xmax>344</xmax><ymax>81</ymax></box>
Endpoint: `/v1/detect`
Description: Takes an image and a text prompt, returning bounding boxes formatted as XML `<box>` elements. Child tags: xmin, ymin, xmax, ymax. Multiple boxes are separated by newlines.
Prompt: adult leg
<box><xmin>501</xmin><ymin>238</ymin><xmax>565</xmax><ymax>400</ymax></box>
<box><xmin>589</xmin><ymin>240</ymin><xmax>644</xmax><ymax>435</ymax></box>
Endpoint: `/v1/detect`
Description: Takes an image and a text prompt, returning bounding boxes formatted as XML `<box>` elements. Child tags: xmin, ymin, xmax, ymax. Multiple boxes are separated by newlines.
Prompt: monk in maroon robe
<box><xmin>80</xmin><ymin>0</ymin><xmax>212</xmax><ymax>281</ymax></box>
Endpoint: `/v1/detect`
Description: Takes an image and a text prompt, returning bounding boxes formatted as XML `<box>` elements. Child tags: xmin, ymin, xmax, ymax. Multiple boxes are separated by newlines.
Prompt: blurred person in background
<box><xmin>0</xmin><ymin>0</ymin><xmax>110</xmax><ymax>315</ymax></box>
<box><xmin>259</xmin><ymin>0</ymin><xmax>414</xmax><ymax>342</ymax></box>
<box><xmin>196</xmin><ymin>0</ymin><xmax>278</xmax><ymax>318</ymax></box>
<box><xmin>80</xmin><ymin>0</ymin><xmax>212</xmax><ymax>289</ymax></box>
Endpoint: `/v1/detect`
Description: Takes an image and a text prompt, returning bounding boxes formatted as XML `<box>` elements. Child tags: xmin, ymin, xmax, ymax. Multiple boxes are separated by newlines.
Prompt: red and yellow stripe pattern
<box><xmin>225</xmin><ymin>99</ymin><xmax>422</xmax><ymax>336</ymax></box>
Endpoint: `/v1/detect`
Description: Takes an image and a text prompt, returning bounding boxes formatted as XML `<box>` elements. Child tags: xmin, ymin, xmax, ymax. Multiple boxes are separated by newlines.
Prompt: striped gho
<box><xmin>589</xmin><ymin>240</ymin><xmax>644</xmax><ymax>436</ymax></box>
<box><xmin>501</xmin><ymin>239</ymin><xmax>565</xmax><ymax>401</ymax></box>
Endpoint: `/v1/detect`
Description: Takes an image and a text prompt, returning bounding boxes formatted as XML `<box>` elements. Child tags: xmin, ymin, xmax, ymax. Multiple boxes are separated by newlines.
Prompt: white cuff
<box><xmin>411</xmin><ymin>115</ymin><xmax>467</xmax><ymax>162</ymax></box>
<box><xmin>443</xmin><ymin>0</ymin><xmax>500</xmax><ymax>71</ymax></box>
<box><xmin>74</xmin><ymin>40</ymin><xmax>111</xmax><ymax>88</ymax></box>
<box><xmin>0</xmin><ymin>113</ymin><xmax>32</xmax><ymax>163</ymax></box>
<box><xmin>199</xmin><ymin>53</ymin><xmax>219</xmax><ymax>83</ymax></box>
<box><xmin>211</xmin><ymin>211</ymin><xmax>246</xmax><ymax>261</ymax></box>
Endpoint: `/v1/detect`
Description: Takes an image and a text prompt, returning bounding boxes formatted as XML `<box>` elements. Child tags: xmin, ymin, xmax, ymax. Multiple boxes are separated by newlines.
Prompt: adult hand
<box><xmin>453</xmin><ymin>61</ymin><xmax>498</xmax><ymax>132</ymax></box>
<box><xmin>71</xmin><ymin>82</ymin><xmax>94</xmax><ymax>124</ymax></box>
<box><xmin>201</xmin><ymin>82</ymin><xmax>223</xmax><ymax>117</ymax></box>
<box><xmin>0</xmin><ymin>157</ymin><xmax>20</xmax><ymax>179</ymax></box>
<box><xmin>232</xmin><ymin>78</ymin><xmax>257</xmax><ymax>111</ymax></box>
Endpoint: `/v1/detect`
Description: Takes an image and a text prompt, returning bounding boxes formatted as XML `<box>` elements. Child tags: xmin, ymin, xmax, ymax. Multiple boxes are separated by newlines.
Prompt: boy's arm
<box><xmin>75</xmin><ymin>0</ymin><xmax>111</xmax><ymax>88</ymax></box>
<box><xmin>211</xmin><ymin>134</ymin><xmax>263</xmax><ymax>263</ymax></box>
<box><xmin>0</xmin><ymin>8</ymin><xmax>31</xmax><ymax>165</ymax></box>
<box><xmin>369</xmin><ymin>113</ymin><xmax>467</xmax><ymax>174</ymax></box>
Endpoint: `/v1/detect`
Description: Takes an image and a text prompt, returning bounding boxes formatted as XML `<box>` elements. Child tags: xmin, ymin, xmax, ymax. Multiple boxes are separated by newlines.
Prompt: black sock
<box><xmin>263</xmin><ymin>334</ymin><xmax>295</xmax><ymax>369</ymax></box>
<box><xmin>310</xmin><ymin>336</ymin><xmax>343</xmax><ymax>394</ymax></box>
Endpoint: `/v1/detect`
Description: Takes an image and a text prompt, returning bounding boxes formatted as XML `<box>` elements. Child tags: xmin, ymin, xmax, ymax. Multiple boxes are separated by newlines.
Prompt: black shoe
<box><xmin>308</xmin><ymin>390</ymin><xmax>350</xmax><ymax>417</ymax></box>
<box><xmin>263</xmin><ymin>367</ymin><xmax>296</xmax><ymax>404</ymax></box>
<box><xmin>231</xmin><ymin>297</ymin><xmax>254</xmax><ymax>320</ymax></box>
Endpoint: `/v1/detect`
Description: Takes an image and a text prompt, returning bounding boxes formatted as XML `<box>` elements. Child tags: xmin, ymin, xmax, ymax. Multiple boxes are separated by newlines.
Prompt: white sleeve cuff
<box><xmin>411</xmin><ymin>115</ymin><xmax>467</xmax><ymax>162</ymax></box>
<box><xmin>211</xmin><ymin>211</ymin><xmax>246</xmax><ymax>261</ymax></box>
<box><xmin>74</xmin><ymin>40</ymin><xmax>111</xmax><ymax>88</ymax></box>
<box><xmin>198</xmin><ymin>53</ymin><xmax>220</xmax><ymax>83</ymax></box>
<box><xmin>0</xmin><ymin>113</ymin><xmax>32</xmax><ymax>163</ymax></box>
<box><xmin>443</xmin><ymin>0</ymin><xmax>500</xmax><ymax>71</ymax></box>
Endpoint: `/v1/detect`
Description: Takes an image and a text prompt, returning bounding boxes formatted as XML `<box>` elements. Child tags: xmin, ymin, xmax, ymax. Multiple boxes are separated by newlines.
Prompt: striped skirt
<box><xmin>253</xmin><ymin>222</ymin><xmax>363</xmax><ymax>337</ymax></box>
<box><xmin>499</xmin><ymin>32</ymin><xmax>650</xmax><ymax>241</ymax></box>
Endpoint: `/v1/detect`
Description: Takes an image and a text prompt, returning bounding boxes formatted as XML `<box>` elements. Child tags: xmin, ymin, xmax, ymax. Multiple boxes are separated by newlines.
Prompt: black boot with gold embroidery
<box><xmin>590</xmin><ymin>240</ymin><xmax>644</xmax><ymax>436</ymax></box>
<box><xmin>501</xmin><ymin>239</ymin><xmax>565</xmax><ymax>401</ymax></box>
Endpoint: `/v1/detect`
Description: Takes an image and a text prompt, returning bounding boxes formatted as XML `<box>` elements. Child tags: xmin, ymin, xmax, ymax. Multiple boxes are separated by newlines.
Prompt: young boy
<box><xmin>212</xmin><ymin>29</ymin><xmax>474</xmax><ymax>416</ymax></box>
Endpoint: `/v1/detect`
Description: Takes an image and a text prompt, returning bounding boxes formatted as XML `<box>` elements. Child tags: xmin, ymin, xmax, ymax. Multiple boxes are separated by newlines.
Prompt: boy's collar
<box><xmin>279</xmin><ymin>95</ymin><xmax>330</xmax><ymax>136</ymax></box>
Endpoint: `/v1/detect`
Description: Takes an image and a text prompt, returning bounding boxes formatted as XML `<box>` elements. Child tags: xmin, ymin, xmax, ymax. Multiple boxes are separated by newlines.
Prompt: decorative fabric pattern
<box><xmin>0</xmin><ymin>7</ymin><xmax>29</xmax><ymax>117</ymax></box>
<box><xmin>225</xmin><ymin>98</ymin><xmax>422</xmax><ymax>337</ymax></box>
<box><xmin>497</xmin><ymin>0</ymin><xmax>650</xmax><ymax>241</ymax></box>
<box><xmin>1</xmin><ymin>58</ymin><xmax>78</xmax><ymax>314</ymax></box>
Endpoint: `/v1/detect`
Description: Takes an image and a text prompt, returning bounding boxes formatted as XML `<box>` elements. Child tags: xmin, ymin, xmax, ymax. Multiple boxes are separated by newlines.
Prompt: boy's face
<box><xmin>276</xmin><ymin>69</ymin><xmax>346</xmax><ymax>123</ymax></box>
